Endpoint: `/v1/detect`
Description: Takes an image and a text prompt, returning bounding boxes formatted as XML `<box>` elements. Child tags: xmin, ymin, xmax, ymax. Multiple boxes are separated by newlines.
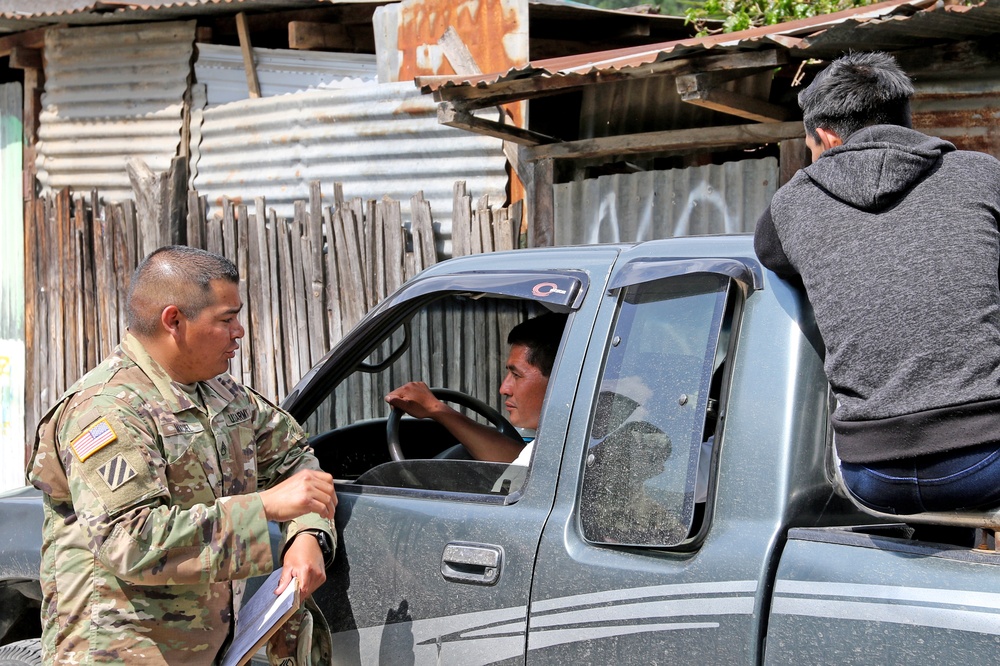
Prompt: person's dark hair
<box><xmin>507</xmin><ymin>312</ymin><xmax>568</xmax><ymax>377</ymax></box>
<box><xmin>126</xmin><ymin>246</ymin><xmax>239</xmax><ymax>337</ymax></box>
<box><xmin>799</xmin><ymin>51</ymin><xmax>914</xmax><ymax>141</ymax></box>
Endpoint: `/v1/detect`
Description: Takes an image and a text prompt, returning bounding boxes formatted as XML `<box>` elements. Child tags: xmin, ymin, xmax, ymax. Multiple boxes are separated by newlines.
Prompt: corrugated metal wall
<box><xmin>553</xmin><ymin>157</ymin><xmax>778</xmax><ymax>245</ymax></box>
<box><xmin>194</xmin><ymin>43</ymin><xmax>377</xmax><ymax>107</ymax></box>
<box><xmin>35</xmin><ymin>20</ymin><xmax>196</xmax><ymax>203</ymax></box>
<box><xmin>912</xmin><ymin>77</ymin><xmax>1000</xmax><ymax>158</ymax></box>
<box><xmin>190</xmin><ymin>81</ymin><xmax>508</xmax><ymax>252</ymax></box>
<box><xmin>0</xmin><ymin>82</ymin><xmax>24</xmax><ymax>490</ymax></box>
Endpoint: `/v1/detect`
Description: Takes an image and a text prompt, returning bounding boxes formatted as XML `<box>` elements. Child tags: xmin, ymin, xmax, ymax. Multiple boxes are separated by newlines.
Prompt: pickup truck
<box><xmin>2</xmin><ymin>234</ymin><xmax>1000</xmax><ymax>664</ymax></box>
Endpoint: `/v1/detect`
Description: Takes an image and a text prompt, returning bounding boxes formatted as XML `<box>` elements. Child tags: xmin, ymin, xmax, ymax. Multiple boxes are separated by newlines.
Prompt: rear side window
<box><xmin>580</xmin><ymin>273</ymin><xmax>729</xmax><ymax>547</ymax></box>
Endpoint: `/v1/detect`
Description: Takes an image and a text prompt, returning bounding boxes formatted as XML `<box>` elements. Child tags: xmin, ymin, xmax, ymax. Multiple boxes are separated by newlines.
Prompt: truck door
<box><xmin>527</xmin><ymin>247</ymin><xmax>770</xmax><ymax>664</ymax></box>
<box><xmin>284</xmin><ymin>251</ymin><xmax>618</xmax><ymax>665</ymax></box>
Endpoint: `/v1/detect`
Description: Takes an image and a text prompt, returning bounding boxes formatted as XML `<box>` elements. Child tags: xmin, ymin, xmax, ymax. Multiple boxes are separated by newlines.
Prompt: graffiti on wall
<box><xmin>554</xmin><ymin>158</ymin><xmax>779</xmax><ymax>246</ymax></box>
<box><xmin>0</xmin><ymin>341</ymin><xmax>25</xmax><ymax>491</ymax></box>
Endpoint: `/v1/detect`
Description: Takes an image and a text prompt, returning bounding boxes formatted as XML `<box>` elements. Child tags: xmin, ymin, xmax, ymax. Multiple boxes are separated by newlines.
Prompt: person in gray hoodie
<box><xmin>754</xmin><ymin>51</ymin><xmax>1000</xmax><ymax>515</ymax></box>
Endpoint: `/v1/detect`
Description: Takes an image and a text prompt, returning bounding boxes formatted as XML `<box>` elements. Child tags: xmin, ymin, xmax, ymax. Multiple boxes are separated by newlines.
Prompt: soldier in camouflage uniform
<box><xmin>27</xmin><ymin>246</ymin><xmax>337</xmax><ymax>665</ymax></box>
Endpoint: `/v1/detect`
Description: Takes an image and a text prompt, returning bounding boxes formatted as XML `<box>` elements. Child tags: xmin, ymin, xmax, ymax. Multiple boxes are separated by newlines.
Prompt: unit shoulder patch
<box><xmin>70</xmin><ymin>418</ymin><xmax>118</xmax><ymax>462</ymax></box>
<box><xmin>97</xmin><ymin>454</ymin><xmax>138</xmax><ymax>491</ymax></box>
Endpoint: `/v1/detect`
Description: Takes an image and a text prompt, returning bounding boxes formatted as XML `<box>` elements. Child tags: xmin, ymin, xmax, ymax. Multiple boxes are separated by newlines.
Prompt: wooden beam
<box><xmin>9</xmin><ymin>46</ymin><xmax>41</xmax><ymax>70</ymax></box>
<box><xmin>438</xmin><ymin>102</ymin><xmax>558</xmax><ymax>145</ymax></box>
<box><xmin>677</xmin><ymin>73</ymin><xmax>792</xmax><ymax>123</ymax></box>
<box><xmin>438</xmin><ymin>27</ymin><xmax>479</xmax><ymax>75</ymax></box>
<box><xmin>524</xmin><ymin>120</ymin><xmax>804</xmax><ymax>161</ymax></box>
<box><xmin>235</xmin><ymin>12</ymin><xmax>261</xmax><ymax>98</ymax></box>
<box><xmin>425</xmin><ymin>49</ymin><xmax>790</xmax><ymax>109</ymax></box>
<box><xmin>288</xmin><ymin>21</ymin><xmax>353</xmax><ymax>50</ymax></box>
<box><xmin>0</xmin><ymin>27</ymin><xmax>46</xmax><ymax>58</ymax></box>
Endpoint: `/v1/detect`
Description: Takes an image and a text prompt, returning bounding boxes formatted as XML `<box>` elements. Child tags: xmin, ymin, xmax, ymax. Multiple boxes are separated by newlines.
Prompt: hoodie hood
<box><xmin>804</xmin><ymin>125</ymin><xmax>955</xmax><ymax>213</ymax></box>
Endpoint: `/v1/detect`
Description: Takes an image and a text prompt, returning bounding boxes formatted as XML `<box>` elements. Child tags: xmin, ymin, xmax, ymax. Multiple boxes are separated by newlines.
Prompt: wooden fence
<box><xmin>24</xmin><ymin>180</ymin><xmax>522</xmax><ymax>440</ymax></box>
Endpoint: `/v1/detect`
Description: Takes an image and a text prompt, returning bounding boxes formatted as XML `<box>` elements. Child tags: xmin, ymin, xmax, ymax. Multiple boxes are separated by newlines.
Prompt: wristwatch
<box><xmin>302</xmin><ymin>530</ymin><xmax>334</xmax><ymax>566</ymax></box>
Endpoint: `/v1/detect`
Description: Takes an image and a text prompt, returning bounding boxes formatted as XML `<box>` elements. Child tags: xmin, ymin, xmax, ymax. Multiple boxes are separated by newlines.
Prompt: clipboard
<box><xmin>221</xmin><ymin>568</ymin><xmax>301</xmax><ymax>666</ymax></box>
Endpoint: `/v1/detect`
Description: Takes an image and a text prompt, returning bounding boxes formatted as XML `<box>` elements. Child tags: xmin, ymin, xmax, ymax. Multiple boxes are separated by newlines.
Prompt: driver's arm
<box><xmin>385</xmin><ymin>382</ymin><xmax>526</xmax><ymax>463</ymax></box>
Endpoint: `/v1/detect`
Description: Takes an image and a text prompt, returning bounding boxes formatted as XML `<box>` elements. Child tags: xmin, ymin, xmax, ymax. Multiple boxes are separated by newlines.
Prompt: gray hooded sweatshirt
<box><xmin>755</xmin><ymin>125</ymin><xmax>1000</xmax><ymax>464</ymax></box>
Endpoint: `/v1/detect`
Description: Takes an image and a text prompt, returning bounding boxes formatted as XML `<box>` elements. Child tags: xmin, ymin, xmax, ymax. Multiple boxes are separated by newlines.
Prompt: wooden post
<box><xmin>236</xmin><ymin>12</ymin><xmax>262</xmax><ymax>99</ymax></box>
<box><xmin>529</xmin><ymin>158</ymin><xmax>554</xmax><ymax>247</ymax></box>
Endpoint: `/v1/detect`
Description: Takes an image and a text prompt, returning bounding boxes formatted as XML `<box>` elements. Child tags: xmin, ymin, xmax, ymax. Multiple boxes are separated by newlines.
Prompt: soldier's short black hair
<box><xmin>799</xmin><ymin>51</ymin><xmax>914</xmax><ymax>141</ymax></box>
<box><xmin>507</xmin><ymin>312</ymin><xmax>568</xmax><ymax>377</ymax></box>
<box><xmin>126</xmin><ymin>246</ymin><xmax>239</xmax><ymax>337</ymax></box>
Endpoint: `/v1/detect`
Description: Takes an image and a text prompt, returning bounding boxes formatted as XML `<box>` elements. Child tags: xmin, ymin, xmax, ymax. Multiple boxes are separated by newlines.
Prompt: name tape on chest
<box><xmin>70</xmin><ymin>418</ymin><xmax>117</xmax><ymax>462</ymax></box>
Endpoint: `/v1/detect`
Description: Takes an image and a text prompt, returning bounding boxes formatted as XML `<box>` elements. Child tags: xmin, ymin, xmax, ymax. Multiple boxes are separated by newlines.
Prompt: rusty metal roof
<box><xmin>0</xmin><ymin>0</ymin><xmax>383</xmax><ymax>33</ymax></box>
<box><xmin>417</xmin><ymin>0</ymin><xmax>983</xmax><ymax>95</ymax></box>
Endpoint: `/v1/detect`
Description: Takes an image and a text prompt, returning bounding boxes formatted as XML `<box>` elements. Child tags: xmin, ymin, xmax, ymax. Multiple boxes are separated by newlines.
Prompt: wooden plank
<box><xmin>438</xmin><ymin>103</ymin><xmax>556</xmax><ymax>147</ymax></box>
<box><xmin>236</xmin><ymin>204</ymin><xmax>252</xmax><ymax>386</ymax></box>
<box><xmin>206</xmin><ymin>204</ymin><xmax>224</xmax><ymax>256</ymax></box>
<box><xmin>322</xmin><ymin>206</ymin><xmax>344</xmax><ymax>345</ymax></box>
<box><xmin>249</xmin><ymin>198</ymin><xmax>277</xmax><ymax>399</ymax></box>
<box><xmin>266</xmin><ymin>208</ymin><xmax>287</xmax><ymax>398</ymax></box>
<box><xmin>290</xmin><ymin>205</ymin><xmax>311</xmax><ymax>381</ymax></box>
<box><xmin>354</xmin><ymin>198</ymin><xmax>373</xmax><ymax>310</ymax></box>
<box><xmin>676</xmin><ymin>74</ymin><xmax>792</xmax><ymax>123</ymax></box>
<box><xmin>219</xmin><ymin>199</ymin><xmax>246</xmax><ymax>382</ymax></box>
<box><xmin>410</xmin><ymin>192</ymin><xmax>437</xmax><ymax>274</ymax></box>
<box><xmin>526</xmin><ymin>121</ymin><xmax>805</xmax><ymax>161</ymax></box>
<box><xmin>236</xmin><ymin>12</ymin><xmax>262</xmax><ymax>99</ymax></box>
<box><xmin>438</xmin><ymin>27</ymin><xmax>480</xmax><ymax>75</ymax></box>
<box><xmin>288</xmin><ymin>21</ymin><xmax>353</xmax><ymax>50</ymax></box>
<box><xmin>381</xmin><ymin>197</ymin><xmax>406</xmax><ymax>295</ymax></box>
<box><xmin>0</xmin><ymin>28</ymin><xmax>46</xmax><ymax>58</ymax></box>
<box><xmin>780</xmin><ymin>137</ymin><xmax>809</xmax><ymax>186</ymax></box>
<box><xmin>477</xmin><ymin>196</ymin><xmax>493</xmax><ymax>253</ymax></box>
<box><xmin>424</xmin><ymin>49</ymin><xmax>790</xmax><ymax>108</ymax></box>
<box><xmin>530</xmin><ymin>158</ymin><xmax>554</xmax><ymax>248</ymax></box>
<box><xmin>23</xmin><ymin>197</ymin><xmax>39</xmax><ymax>435</ymax></box>
<box><xmin>9</xmin><ymin>46</ymin><xmax>42</xmax><ymax>70</ymax></box>
<box><xmin>187</xmin><ymin>191</ymin><xmax>206</xmax><ymax>250</ymax></box>
<box><xmin>332</xmin><ymin>207</ymin><xmax>366</xmax><ymax>332</ymax></box>
<box><xmin>276</xmin><ymin>216</ymin><xmax>299</xmax><ymax>389</ymax></box>
<box><xmin>307</xmin><ymin>182</ymin><xmax>327</xmax><ymax>363</ymax></box>
<box><xmin>167</xmin><ymin>155</ymin><xmax>188</xmax><ymax>245</ymax></box>
<box><xmin>78</xmin><ymin>194</ymin><xmax>98</xmax><ymax>373</ymax></box>
<box><xmin>113</xmin><ymin>203</ymin><xmax>132</xmax><ymax>348</ymax></box>
<box><xmin>373</xmin><ymin>200</ymin><xmax>387</xmax><ymax>305</ymax></box>
<box><xmin>55</xmin><ymin>190</ymin><xmax>71</xmax><ymax>393</ymax></box>
<box><xmin>94</xmin><ymin>210</ymin><xmax>114</xmax><ymax>361</ymax></box>
<box><xmin>451</xmin><ymin>181</ymin><xmax>470</xmax><ymax>257</ymax></box>
<box><xmin>493</xmin><ymin>206</ymin><xmax>515</xmax><ymax>252</ymax></box>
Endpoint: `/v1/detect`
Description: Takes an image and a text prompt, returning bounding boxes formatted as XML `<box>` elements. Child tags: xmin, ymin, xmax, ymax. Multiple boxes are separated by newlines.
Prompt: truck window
<box><xmin>302</xmin><ymin>293</ymin><xmax>553</xmax><ymax>499</ymax></box>
<box><xmin>580</xmin><ymin>273</ymin><xmax>730</xmax><ymax>547</ymax></box>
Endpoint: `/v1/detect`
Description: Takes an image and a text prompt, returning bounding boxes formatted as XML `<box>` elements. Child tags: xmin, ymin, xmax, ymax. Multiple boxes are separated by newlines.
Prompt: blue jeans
<box><xmin>841</xmin><ymin>441</ymin><xmax>1000</xmax><ymax>514</ymax></box>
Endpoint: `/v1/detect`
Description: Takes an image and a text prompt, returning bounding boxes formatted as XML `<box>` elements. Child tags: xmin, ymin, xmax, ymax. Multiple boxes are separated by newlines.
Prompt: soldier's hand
<box><xmin>260</xmin><ymin>470</ymin><xmax>337</xmax><ymax>522</ymax></box>
<box><xmin>277</xmin><ymin>533</ymin><xmax>327</xmax><ymax>598</ymax></box>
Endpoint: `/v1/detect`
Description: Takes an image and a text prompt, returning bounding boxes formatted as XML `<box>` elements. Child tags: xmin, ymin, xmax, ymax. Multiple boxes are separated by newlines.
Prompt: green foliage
<box><xmin>573</xmin><ymin>0</ymin><xmax>700</xmax><ymax>18</ymax></box>
<box><xmin>684</xmin><ymin>0</ymin><xmax>875</xmax><ymax>35</ymax></box>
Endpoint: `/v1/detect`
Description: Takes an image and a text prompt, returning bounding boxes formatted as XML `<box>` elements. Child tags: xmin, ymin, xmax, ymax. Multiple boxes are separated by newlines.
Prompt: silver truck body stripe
<box><xmin>774</xmin><ymin>580</ymin><xmax>1000</xmax><ymax>633</ymax></box>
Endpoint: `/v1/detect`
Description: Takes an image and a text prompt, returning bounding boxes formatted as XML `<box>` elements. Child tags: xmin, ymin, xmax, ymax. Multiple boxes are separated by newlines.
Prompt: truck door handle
<box><xmin>441</xmin><ymin>542</ymin><xmax>503</xmax><ymax>586</ymax></box>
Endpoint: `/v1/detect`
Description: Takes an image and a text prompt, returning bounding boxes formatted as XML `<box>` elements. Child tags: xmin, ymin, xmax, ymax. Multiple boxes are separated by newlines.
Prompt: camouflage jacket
<box><xmin>27</xmin><ymin>333</ymin><xmax>334</xmax><ymax>665</ymax></box>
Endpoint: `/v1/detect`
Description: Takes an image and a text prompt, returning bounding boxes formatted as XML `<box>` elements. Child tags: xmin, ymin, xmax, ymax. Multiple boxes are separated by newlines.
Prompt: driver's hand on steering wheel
<box><xmin>386</xmin><ymin>382</ymin><xmax>447</xmax><ymax>420</ymax></box>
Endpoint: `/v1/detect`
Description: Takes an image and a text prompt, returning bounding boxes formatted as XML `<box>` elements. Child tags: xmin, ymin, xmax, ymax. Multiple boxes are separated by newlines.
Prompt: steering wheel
<box><xmin>387</xmin><ymin>388</ymin><xmax>522</xmax><ymax>462</ymax></box>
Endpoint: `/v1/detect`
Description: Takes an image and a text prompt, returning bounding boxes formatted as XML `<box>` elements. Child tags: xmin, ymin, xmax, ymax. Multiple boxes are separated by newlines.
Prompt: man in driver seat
<box><xmin>385</xmin><ymin>312</ymin><xmax>567</xmax><ymax>464</ymax></box>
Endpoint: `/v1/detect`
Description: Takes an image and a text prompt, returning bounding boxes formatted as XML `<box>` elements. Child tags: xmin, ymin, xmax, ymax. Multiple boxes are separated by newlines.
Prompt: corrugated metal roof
<box><xmin>190</xmin><ymin>80</ymin><xmax>507</xmax><ymax>255</ymax></box>
<box><xmin>418</xmin><ymin>0</ymin><xmax>943</xmax><ymax>93</ymax></box>
<box><xmin>194</xmin><ymin>43</ymin><xmax>376</xmax><ymax>106</ymax></box>
<box><xmin>553</xmin><ymin>157</ymin><xmax>777</xmax><ymax>245</ymax></box>
<box><xmin>35</xmin><ymin>20</ymin><xmax>196</xmax><ymax>202</ymax></box>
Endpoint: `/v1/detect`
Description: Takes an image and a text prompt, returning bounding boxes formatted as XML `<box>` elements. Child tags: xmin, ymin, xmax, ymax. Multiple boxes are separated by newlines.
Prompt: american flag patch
<box><xmin>70</xmin><ymin>418</ymin><xmax>118</xmax><ymax>462</ymax></box>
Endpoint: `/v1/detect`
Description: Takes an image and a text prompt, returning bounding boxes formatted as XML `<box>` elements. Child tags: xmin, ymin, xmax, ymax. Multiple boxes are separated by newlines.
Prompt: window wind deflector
<box><xmin>382</xmin><ymin>270</ymin><xmax>588</xmax><ymax>311</ymax></box>
<box><xmin>609</xmin><ymin>258</ymin><xmax>763</xmax><ymax>292</ymax></box>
